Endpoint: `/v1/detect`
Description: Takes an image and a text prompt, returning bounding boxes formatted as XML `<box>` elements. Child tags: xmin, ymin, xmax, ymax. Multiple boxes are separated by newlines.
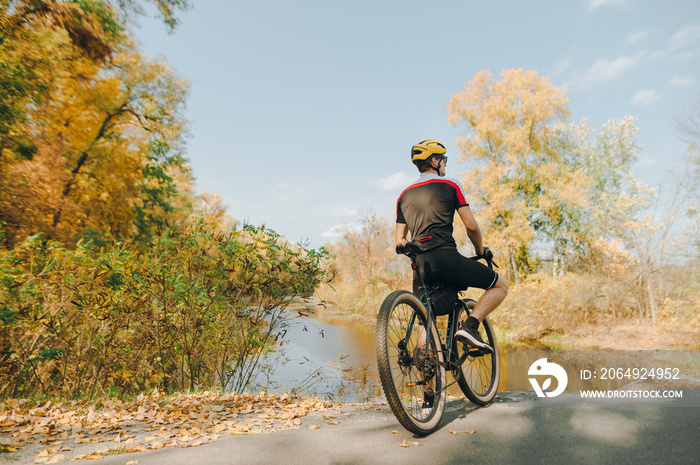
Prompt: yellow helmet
<box><xmin>411</xmin><ymin>139</ymin><xmax>446</xmax><ymax>163</ymax></box>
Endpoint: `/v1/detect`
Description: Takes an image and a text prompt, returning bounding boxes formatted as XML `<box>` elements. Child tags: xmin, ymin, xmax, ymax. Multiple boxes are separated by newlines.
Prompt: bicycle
<box><xmin>375</xmin><ymin>241</ymin><xmax>500</xmax><ymax>435</ymax></box>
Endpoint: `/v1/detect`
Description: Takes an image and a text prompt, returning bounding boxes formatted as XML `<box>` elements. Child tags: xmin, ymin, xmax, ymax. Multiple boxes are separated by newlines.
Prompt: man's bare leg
<box><xmin>470</xmin><ymin>275</ymin><xmax>508</xmax><ymax>322</ymax></box>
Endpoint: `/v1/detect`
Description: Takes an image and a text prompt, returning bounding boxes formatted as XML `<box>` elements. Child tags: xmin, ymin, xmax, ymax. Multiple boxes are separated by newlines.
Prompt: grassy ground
<box><xmin>498</xmin><ymin>319</ymin><xmax>699</xmax><ymax>351</ymax></box>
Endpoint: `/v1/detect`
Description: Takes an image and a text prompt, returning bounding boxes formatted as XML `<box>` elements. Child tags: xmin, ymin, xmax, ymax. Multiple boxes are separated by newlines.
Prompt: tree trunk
<box><xmin>51</xmin><ymin>106</ymin><xmax>125</xmax><ymax>230</ymax></box>
<box><xmin>647</xmin><ymin>279</ymin><xmax>658</xmax><ymax>325</ymax></box>
<box><xmin>510</xmin><ymin>250</ymin><xmax>520</xmax><ymax>286</ymax></box>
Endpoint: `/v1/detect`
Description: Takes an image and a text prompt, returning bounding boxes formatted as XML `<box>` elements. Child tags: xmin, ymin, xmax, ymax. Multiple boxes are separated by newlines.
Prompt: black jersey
<box><xmin>396</xmin><ymin>173</ymin><xmax>469</xmax><ymax>251</ymax></box>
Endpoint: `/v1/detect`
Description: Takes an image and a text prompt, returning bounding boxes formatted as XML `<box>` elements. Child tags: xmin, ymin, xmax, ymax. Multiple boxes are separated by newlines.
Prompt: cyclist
<box><xmin>395</xmin><ymin>139</ymin><xmax>508</xmax><ymax>353</ymax></box>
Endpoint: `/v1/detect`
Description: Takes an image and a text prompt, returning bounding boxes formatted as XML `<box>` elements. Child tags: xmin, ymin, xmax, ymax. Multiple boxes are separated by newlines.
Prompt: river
<box><xmin>250</xmin><ymin>306</ymin><xmax>508</xmax><ymax>403</ymax></box>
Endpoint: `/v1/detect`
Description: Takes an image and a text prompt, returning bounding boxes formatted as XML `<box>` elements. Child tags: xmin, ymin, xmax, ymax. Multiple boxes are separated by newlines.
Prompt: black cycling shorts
<box><xmin>413</xmin><ymin>247</ymin><xmax>498</xmax><ymax>295</ymax></box>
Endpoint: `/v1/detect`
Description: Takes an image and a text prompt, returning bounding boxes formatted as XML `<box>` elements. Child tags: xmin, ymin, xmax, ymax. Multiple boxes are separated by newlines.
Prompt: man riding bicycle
<box><xmin>395</xmin><ymin>139</ymin><xmax>508</xmax><ymax>353</ymax></box>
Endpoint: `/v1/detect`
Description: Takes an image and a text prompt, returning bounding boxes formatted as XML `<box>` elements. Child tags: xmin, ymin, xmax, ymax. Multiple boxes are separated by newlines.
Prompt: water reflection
<box><xmin>251</xmin><ymin>308</ymin><xmax>508</xmax><ymax>403</ymax></box>
<box><xmin>248</xmin><ymin>309</ymin><xmax>381</xmax><ymax>403</ymax></box>
<box><xmin>249</xmin><ymin>308</ymin><xmax>700</xmax><ymax>404</ymax></box>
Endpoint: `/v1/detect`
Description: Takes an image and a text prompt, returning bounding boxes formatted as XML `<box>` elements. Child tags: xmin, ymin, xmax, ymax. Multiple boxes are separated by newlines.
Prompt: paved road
<box><xmin>94</xmin><ymin>392</ymin><xmax>700</xmax><ymax>465</ymax></box>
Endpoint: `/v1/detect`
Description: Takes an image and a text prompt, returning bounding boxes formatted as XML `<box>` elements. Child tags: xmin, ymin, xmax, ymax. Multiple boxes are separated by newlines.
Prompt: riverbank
<box><xmin>304</xmin><ymin>299</ymin><xmax>699</xmax><ymax>351</ymax></box>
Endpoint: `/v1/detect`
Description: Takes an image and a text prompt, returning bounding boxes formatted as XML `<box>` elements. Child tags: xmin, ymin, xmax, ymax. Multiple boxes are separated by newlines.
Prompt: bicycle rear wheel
<box><xmin>376</xmin><ymin>290</ymin><xmax>446</xmax><ymax>435</ymax></box>
<box><xmin>452</xmin><ymin>299</ymin><xmax>500</xmax><ymax>405</ymax></box>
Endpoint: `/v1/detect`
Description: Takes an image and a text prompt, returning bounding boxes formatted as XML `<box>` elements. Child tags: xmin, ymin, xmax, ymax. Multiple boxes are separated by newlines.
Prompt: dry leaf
<box><xmin>391</xmin><ymin>430</ymin><xmax>399</xmax><ymax>434</ymax></box>
<box><xmin>399</xmin><ymin>439</ymin><xmax>409</xmax><ymax>448</ymax></box>
<box><xmin>410</xmin><ymin>441</ymin><xmax>421</xmax><ymax>446</ymax></box>
<box><xmin>464</xmin><ymin>430</ymin><xmax>476</xmax><ymax>434</ymax></box>
<box><xmin>213</xmin><ymin>424</ymin><xmax>226</xmax><ymax>433</ymax></box>
<box><xmin>327</xmin><ymin>421</ymin><xmax>339</xmax><ymax>425</ymax></box>
<box><xmin>309</xmin><ymin>425</ymin><xmax>320</xmax><ymax>430</ymax></box>
<box><xmin>125</xmin><ymin>461</ymin><xmax>139</xmax><ymax>465</ymax></box>
<box><xmin>47</xmin><ymin>454</ymin><xmax>66</xmax><ymax>464</ymax></box>
<box><xmin>448</xmin><ymin>430</ymin><xmax>459</xmax><ymax>435</ymax></box>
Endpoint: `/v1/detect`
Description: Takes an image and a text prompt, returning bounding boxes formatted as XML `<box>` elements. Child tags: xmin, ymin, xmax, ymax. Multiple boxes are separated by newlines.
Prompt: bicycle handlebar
<box><xmin>468</xmin><ymin>254</ymin><xmax>498</xmax><ymax>270</ymax></box>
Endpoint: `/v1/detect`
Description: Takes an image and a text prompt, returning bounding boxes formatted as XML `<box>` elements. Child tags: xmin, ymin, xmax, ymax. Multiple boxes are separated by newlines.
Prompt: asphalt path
<box><xmin>91</xmin><ymin>391</ymin><xmax>700</xmax><ymax>465</ymax></box>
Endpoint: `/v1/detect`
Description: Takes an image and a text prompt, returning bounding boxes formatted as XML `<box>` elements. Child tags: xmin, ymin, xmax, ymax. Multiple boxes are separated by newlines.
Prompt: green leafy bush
<box><xmin>0</xmin><ymin>221</ymin><xmax>328</xmax><ymax>398</ymax></box>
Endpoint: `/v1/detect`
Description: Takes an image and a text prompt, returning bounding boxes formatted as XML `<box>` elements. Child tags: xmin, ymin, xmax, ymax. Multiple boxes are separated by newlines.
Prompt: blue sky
<box><xmin>132</xmin><ymin>0</ymin><xmax>700</xmax><ymax>248</ymax></box>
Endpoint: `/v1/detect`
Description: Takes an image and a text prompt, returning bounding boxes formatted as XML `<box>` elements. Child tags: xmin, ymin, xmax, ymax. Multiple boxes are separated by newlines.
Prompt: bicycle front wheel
<box><xmin>452</xmin><ymin>299</ymin><xmax>500</xmax><ymax>405</ymax></box>
<box><xmin>376</xmin><ymin>290</ymin><xmax>446</xmax><ymax>435</ymax></box>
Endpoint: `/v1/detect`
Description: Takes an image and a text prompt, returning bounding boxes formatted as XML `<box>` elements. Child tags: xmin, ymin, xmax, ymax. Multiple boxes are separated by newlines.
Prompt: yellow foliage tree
<box><xmin>447</xmin><ymin>69</ymin><xmax>589</xmax><ymax>282</ymax></box>
<box><xmin>0</xmin><ymin>1</ymin><xmax>195</xmax><ymax>246</ymax></box>
<box><xmin>0</xmin><ymin>35</ymin><xmax>192</xmax><ymax>245</ymax></box>
<box><xmin>316</xmin><ymin>211</ymin><xmax>411</xmax><ymax>316</ymax></box>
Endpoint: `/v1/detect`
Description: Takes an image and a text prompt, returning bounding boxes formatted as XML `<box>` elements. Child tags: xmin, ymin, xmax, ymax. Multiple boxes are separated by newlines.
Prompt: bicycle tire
<box><xmin>452</xmin><ymin>299</ymin><xmax>500</xmax><ymax>405</ymax></box>
<box><xmin>376</xmin><ymin>290</ymin><xmax>446</xmax><ymax>435</ymax></box>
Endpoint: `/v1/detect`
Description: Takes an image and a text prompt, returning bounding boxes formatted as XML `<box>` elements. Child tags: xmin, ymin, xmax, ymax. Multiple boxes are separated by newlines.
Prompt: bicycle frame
<box><xmin>407</xmin><ymin>253</ymin><xmax>470</xmax><ymax>377</ymax></box>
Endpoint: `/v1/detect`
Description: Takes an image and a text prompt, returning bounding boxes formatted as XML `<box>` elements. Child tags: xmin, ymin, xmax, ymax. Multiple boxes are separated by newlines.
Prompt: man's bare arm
<box><xmin>457</xmin><ymin>205</ymin><xmax>483</xmax><ymax>256</ymax></box>
<box><xmin>395</xmin><ymin>223</ymin><xmax>407</xmax><ymax>247</ymax></box>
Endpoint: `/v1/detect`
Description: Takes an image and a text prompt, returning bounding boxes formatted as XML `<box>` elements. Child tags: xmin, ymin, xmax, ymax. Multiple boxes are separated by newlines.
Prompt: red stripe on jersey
<box><xmin>396</xmin><ymin>178</ymin><xmax>467</xmax><ymax>213</ymax></box>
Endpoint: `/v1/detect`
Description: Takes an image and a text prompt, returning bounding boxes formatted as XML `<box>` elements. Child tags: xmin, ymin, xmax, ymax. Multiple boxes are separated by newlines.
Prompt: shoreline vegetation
<box><xmin>305</xmin><ymin>299</ymin><xmax>699</xmax><ymax>351</ymax></box>
<box><xmin>0</xmin><ymin>223</ymin><xmax>330</xmax><ymax>401</ymax></box>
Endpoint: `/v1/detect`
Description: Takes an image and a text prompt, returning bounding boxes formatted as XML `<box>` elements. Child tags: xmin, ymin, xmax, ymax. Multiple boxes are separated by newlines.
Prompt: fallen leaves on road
<box><xmin>398</xmin><ymin>439</ymin><xmax>421</xmax><ymax>448</ymax></box>
<box><xmin>0</xmin><ymin>390</ymin><xmax>333</xmax><ymax>463</ymax></box>
<box><xmin>447</xmin><ymin>429</ymin><xmax>477</xmax><ymax>435</ymax></box>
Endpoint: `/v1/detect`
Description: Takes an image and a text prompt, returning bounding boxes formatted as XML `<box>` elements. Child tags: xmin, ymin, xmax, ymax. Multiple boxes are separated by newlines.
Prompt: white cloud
<box><xmin>320</xmin><ymin>223</ymin><xmax>362</xmax><ymax>239</ymax></box>
<box><xmin>677</xmin><ymin>50</ymin><xmax>700</xmax><ymax>60</ymax></box>
<box><xmin>588</xmin><ymin>0</ymin><xmax>626</xmax><ymax>10</ymax></box>
<box><xmin>647</xmin><ymin>50</ymin><xmax>668</xmax><ymax>61</ymax></box>
<box><xmin>574</xmin><ymin>52</ymin><xmax>645</xmax><ymax>88</ymax></box>
<box><xmin>369</xmin><ymin>171</ymin><xmax>415</xmax><ymax>192</ymax></box>
<box><xmin>670</xmin><ymin>23</ymin><xmax>700</xmax><ymax>50</ymax></box>
<box><xmin>630</xmin><ymin>89</ymin><xmax>660</xmax><ymax>105</ymax></box>
<box><xmin>625</xmin><ymin>30</ymin><xmax>649</xmax><ymax>45</ymax></box>
<box><xmin>669</xmin><ymin>75</ymin><xmax>696</xmax><ymax>87</ymax></box>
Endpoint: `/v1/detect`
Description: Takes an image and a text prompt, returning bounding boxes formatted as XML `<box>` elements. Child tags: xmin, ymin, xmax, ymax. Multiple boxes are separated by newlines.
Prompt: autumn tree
<box><xmin>447</xmin><ymin>69</ymin><xmax>656</xmax><ymax>285</ymax></box>
<box><xmin>447</xmin><ymin>69</ymin><xmax>588</xmax><ymax>282</ymax></box>
<box><xmin>0</xmin><ymin>1</ymin><xmax>194</xmax><ymax>246</ymax></box>
<box><xmin>673</xmin><ymin>94</ymin><xmax>700</xmax><ymax>256</ymax></box>
<box><xmin>0</xmin><ymin>0</ymin><xmax>190</xmax><ymax>149</ymax></box>
<box><xmin>0</xmin><ymin>39</ymin><xmax>191</xmax><ymax>245</ymax></box>
<box><xmin>316</xmin><ymin>211</ymin><xmax>410</xmax><ymax>316</ymax></box>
